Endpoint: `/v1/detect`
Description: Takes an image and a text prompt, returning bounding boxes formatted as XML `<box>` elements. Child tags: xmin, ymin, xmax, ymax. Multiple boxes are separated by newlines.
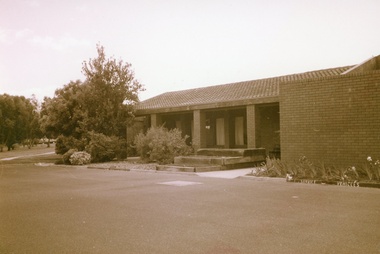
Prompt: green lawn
<box><xmin>0</xmin><ymin>144</ymin><xmax>60</xmax><ymax>164</ymax></box>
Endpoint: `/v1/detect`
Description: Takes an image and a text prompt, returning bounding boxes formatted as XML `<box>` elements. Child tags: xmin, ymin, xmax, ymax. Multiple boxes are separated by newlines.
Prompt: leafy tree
<box><xmin>39</xmin><ymin>97</ymin><xmax>55</xmax><ymax>147</ymax></box>
<box><xmin>81</xmin><ymin>44</ymin><xmax>144</xmax><ymax>136</ymax></box>
<box><xmin>0</xmin><ymin>94</ymin><xmax>41</xmax><ymax>150</ymax></box>
<box><xmin>20</xmin><ymin>95</ymin><xmax>41</xmax><ymax>148</ymax></box>
<box><xmin>0</xmin><ymin>94</ymin><xmax>16</xmax><ymax>150</ymax></box>
<box><xmin>40</xmin><ymin>44</ymin><xmax>144</xmax><ymax>157</ymax></box>
<box><xmin>40</xmin><ymin>80</ymin><xmax>85</xmax><ymax>139</ymax></box>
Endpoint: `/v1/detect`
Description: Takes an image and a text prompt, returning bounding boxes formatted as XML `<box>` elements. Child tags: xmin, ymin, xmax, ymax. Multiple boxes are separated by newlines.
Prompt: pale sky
<box><xmin>1</xmin><ymin>0</ymin><xmax>379</xmax><ymax>102</ymax></box>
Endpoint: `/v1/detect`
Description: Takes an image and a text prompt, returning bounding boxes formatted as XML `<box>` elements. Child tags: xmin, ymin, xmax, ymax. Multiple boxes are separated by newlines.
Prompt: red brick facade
<box><xmin>135</xmin><ymin>56</ymin><xmax>380</xmax><ymax>166</ymax></box>
<box><xmin>280</xmin><ymin>70</ymin><xmax>380</xmax><ymax>167</ymax></box>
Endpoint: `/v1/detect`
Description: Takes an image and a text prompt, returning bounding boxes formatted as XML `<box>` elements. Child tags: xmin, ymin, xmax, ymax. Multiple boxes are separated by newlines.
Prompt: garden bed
<box><xmin>87</xmin><ymin>160</ymin><xmax>157</xmax><ymax>171</ymax></box>
<box><xmin>249</xmin><ymin>155</ymin><xmax>380</xmax><ymax>189</ymax></box>
<box><xmin>286</xmin><ymin>178</ymin><xmax>380</xmax><ymax>189</ymax></box>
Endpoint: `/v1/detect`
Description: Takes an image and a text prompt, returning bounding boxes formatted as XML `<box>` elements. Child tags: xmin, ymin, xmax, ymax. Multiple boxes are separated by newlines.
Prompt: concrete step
<box><xmin>156</xmin><ymin>164</ymin><xmax>222</xmax><ymax>173</ymax></box>
<box><xmin>158</xmin><ymin>148</ymin><xmax>267</xmax><ymax>173</ymax></box>
<box><xmin>196</xmin><ymin>148</ymin><xmax>266</xmax><ymax>157</ymax></box>
<box><xmin>174</xmin><ymin>156</ymin><xmax>229</xmax><ymax>165</ymax></box>
<box><xmin>174</xmin><ymin>155</ymin><xmax>265</xmax><ymax>167</ymax></box>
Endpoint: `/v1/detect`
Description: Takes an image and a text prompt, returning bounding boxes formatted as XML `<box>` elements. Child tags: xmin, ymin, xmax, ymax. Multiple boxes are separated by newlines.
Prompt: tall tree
<box><xmin>0</xmin><ymin>94</ymin><xmax>16</xmax><ymax>150</ymax></box>
<box><xmin>81</xmin><ymin>44</ymin><xmax>144</xmax><ymax>136</ymax></box>
<box><xmin>41</xmin><ymin>44</ymin><xmax>144</xmax><ymax>139</ymax></box>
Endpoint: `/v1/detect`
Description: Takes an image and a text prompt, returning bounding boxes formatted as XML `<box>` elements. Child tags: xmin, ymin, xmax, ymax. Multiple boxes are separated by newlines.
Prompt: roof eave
<box><xmin>135</xmin><ymin>96</ymin><xmax>279</xmax><ymax>115</ymax></box>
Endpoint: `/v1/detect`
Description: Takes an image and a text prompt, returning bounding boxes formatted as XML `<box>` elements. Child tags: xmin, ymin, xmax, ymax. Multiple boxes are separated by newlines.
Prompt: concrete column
<box><xmin>246</xmin><ymin>105</ymin><xmax>256</xmax><ymax>148</ymax></box>
<box><xmin>224</xmin><ymin>111</ymin><xmax>230</xmax><ymax>148</ymax></box>
<box><xmin>150</xmin><ymin>114</ymin><xmax>162</xmax><ymax>127</ymax></box>
<box><xmin>193</xmin><ymin>110</ymin><xmax>206</xmax><ymax>152</ymax></box>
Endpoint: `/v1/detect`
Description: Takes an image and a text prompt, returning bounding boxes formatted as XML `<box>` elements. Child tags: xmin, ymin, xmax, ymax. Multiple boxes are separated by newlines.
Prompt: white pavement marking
<box><xmin>0</xmin><ymin>152</ymin><xmax>55</xmax><ymax>161</ymax></box>
<box><xmin>158</xmin><ymin>181</ymin><xmax>203</xmax><ymax>187</ymax></box>
<box><xmin>34</xmin><ymin>163</ymin><xmax>55</xmax><ymax>166</ymax></box>
<box><xmin>0</xmin><ymin>156</ymin><xmax>20</xmax><ymax>161</ymax></box>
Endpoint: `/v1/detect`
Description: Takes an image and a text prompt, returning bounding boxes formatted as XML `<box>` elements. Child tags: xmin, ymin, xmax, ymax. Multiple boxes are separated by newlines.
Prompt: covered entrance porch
<box><xmin>149</xmin><ymin>103</ymin><xmax>280</xmax><ymax>158</ymax></box>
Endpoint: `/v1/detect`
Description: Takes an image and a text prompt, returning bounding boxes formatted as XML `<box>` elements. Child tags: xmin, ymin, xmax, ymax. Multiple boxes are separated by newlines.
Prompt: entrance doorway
<box><xmin>205</xmin><ymin>107</ymin><xmax>246</xmax><ymax>148</ymax></box>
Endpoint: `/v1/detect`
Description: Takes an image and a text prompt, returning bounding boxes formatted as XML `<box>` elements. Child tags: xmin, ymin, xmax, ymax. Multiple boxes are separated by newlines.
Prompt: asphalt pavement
<box><xmin>1</xmin><ymin>163</ymin><xmax>379</xmax><ymax>254</ymax></box>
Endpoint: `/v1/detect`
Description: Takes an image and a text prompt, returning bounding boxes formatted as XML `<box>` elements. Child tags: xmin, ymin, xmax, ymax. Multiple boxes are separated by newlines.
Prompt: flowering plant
<box><xmin>363</xmin><ymin>156</ymin><xmax>380</xmax><ymax>181</ymax></box>
<box><xmin>253</xmin><ymin>155</ymin><xmax>380</xmax><ymax>183</ymax></box>
<box><xmin>69</xmin><ymin>151</ymin><xmax>92</xmax><ymax>165</ymax></box>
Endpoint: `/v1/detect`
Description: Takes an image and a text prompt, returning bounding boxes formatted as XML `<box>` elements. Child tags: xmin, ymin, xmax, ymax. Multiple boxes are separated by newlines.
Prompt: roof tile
<box><xmin>136</xmin><ymin>66</ymin><xmax>352</xmax><ymax>112</ymax></box>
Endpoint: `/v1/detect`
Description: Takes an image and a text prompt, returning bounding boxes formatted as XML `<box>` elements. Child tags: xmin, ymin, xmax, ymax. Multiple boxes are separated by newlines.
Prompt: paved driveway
<box><xmin>0</xmin><ymin>163</ymin><xmax>379</xmax><ymax>253</ymax></box>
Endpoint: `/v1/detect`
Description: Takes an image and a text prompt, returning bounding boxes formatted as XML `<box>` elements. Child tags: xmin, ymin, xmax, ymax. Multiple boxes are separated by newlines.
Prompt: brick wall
<box><xmin>246</xmin><ymin>105</ymin><xmax>256</xmax><ymax>148</ymax></box>
<box><xmin>280</xmin><ymin>70</ymin><xmax>380</xmax><ymax>167</ymax></box>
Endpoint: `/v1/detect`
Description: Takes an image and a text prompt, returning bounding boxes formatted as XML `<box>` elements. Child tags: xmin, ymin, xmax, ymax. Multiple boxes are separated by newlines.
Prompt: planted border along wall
<box><xmin>280</xmin><ymin>70</ymin><xmax>380</xmax><ymax>167</ymax></box>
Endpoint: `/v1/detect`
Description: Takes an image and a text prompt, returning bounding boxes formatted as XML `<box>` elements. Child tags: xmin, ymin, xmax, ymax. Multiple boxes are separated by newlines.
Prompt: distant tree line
<box><xmin>0</xmin><ymin>94</ymin><xmax>41</xmax><ymax>151</ymax></box>
<box><xmin>0</xmin><ymin>44</ymin><xmax>145</xmax><ymax>161</ymax></box>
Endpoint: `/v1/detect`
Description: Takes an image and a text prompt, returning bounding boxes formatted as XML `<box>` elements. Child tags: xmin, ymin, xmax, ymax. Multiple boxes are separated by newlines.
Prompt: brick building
<box><xmin>134</xmin><ymin>55</ymin><xmax>380</xmax><ymax>166</ymax></box>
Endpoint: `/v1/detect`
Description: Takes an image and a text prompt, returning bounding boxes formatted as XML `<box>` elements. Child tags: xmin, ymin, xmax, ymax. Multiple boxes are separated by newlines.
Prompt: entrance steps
<box><xmin>156</xmin><ymin>148</ymin><xmax>266</xmax><ymax>173</ymax></box>
<box><xmin>156</xmin><ymin>164</ymin><xmax>222</xmax><ymax>173</ymax></box>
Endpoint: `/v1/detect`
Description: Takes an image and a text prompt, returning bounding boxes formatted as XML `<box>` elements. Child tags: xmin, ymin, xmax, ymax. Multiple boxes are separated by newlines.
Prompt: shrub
<box><xmin>62</xmin><ymin>149</ymin><xmax>77</xmax><ymax>165</ymax></box>
<box><xmin>55</xmin><ymin>135</ymin><xmax>86</xmax><ymax>155</ymax></box>
<box><xmin>114</xmin><ymin>138</ymin><xmax>128</xmax><ymax>160</ymax></box>
<box><xmin>11</xmin><ymin>143</ymin><xmax>20</xmax><ymax>150</ymax></box>
<box><xmin>55</xmin><ymin>136</ymin><xmax>67</xmax><ymax>154</ymax></box>
<box><xmin>69</xmin><ymin>151</ymin><xmax>91</xmax><ymax>165</ymax></box>
<box><xmin>55</xmin><ymin>132</ymin><xmax>129</xmax><ymax>163</ymax></box>
<box><xmin>255</xmin><ymin>157</ymin><xmax>289</xmax><ymax>177</ymax></box>
<box><xmin>85</xmin><ymin>132</ymin><xmax>117</xmax><ymax>163</ymax></box>
<box><xmin>135</xmin><ymin>126</ymin><xmax>191</xmax><ymax>164</ymax></box>
<box><xmin>126</xmin><ymin>140</ymin><xmax>138</xmax><ymax>157</ymax></box>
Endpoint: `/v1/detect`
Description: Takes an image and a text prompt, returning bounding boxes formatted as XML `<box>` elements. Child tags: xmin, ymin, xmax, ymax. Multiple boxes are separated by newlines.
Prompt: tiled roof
<box><xmin>136</xmin><ymin>66</ymin><xmax>353</xmax><ymax>113</ymax></box>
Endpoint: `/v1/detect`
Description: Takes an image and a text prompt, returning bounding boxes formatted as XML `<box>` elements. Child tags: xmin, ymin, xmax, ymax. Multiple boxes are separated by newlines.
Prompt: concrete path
<box><xmin>196</xmin><ymin>168</ymin><xmax>255</xmax><ymax>179</ymax></box>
